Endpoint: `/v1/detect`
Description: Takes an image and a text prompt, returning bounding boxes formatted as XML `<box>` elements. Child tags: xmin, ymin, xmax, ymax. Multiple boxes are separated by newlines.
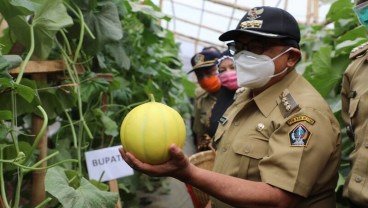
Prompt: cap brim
<box><xmin>187</xmin><ymin>63</ymin><xmax>214</xmax><ymax>74</ymax></box>
<box><xmin>219</xmin><ymin>29</ymin><xmax>287</xmax><ymax>41</ymax></box>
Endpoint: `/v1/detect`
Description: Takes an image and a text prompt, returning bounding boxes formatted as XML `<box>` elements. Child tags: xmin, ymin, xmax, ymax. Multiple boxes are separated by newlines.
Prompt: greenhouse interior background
<box><xmin>153</xmin><ymin>0</ymin><xmax>333</xmax><ymax>75</ymax></box>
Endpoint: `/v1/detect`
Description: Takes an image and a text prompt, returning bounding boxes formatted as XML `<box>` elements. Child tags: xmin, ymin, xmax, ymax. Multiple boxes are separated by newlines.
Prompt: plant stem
<box><xmin>0</xmin><ymin>148</ymin><xmax>10</xmax><ymax>208</ymax></box>
<box><xmin>13</xmin><ymin>168</ymin><xmax>23</xmax><ymax>208</ymax></box>
<box><xmin>15</xmin><ymin>24</ymin><xmax>34</xmax><ymax>84</ymax></box>
<box><xmin>35</xmin><ymin>197</ymin><xmax>52</xmax><ymax>208</ymax></box>
<box><xmin>19</xmin><ymin>159</ymin><xmax>78</xmax><ymax>173</ymax></box>
<box><xmin>77</xmin><ymin>121</ymin><xmax>83</xmax><ymax>175</ymax></box>
<box><xmin>148</xmin><ymin>93</ymin><xmax>155</xmax><ymax>102</ymax></box>
<box><xmin>24</xmin><ymin>105</ymin><xmax>48</xmax><ymax>164</ymax></box>
<box><xmin>73</xmin><ymin>6</ymin><xmax>85</xmax><ymax>64</ymax></box>
<box><xmin>10</xmin><ymin>91</ymin><xmax>19</xmax><ymax>154</ymax></box>
<box><xmin>64</xmin><ymin>110</ymin><xmax>78</xmax><ymax>148</ymax></box>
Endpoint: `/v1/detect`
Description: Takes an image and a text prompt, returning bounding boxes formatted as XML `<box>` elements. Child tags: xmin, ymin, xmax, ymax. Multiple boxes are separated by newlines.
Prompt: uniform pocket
<box><xmin>232</xmin><ymin>138</ymin><xmax>268</xmax><ymax>159</ymax></box>
<box><xmin>232</xmin><ymin>137</ymin><xmax>269</xmax><ymax>179</ymax></box>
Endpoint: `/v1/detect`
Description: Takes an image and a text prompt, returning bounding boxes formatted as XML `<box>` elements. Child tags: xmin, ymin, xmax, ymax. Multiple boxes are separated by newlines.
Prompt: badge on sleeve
<box><xmin>289</xmin><ymin>124</ymin><xmax>312</xmax><ymax>147</ymax></box>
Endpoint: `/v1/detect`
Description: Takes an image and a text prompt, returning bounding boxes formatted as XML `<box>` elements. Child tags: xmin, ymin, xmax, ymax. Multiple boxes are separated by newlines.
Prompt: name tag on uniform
<box><xmin>219</xmin><ymin>116</ymin><xmax>228</xmax><ymax>125</ymax></box>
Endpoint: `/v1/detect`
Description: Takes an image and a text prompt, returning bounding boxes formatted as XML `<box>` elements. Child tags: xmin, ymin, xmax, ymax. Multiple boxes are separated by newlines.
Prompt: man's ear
<box><xmin>286</xmin><ymin>48</ymin><xmax>301</xmax><ymax>68</ymax></box>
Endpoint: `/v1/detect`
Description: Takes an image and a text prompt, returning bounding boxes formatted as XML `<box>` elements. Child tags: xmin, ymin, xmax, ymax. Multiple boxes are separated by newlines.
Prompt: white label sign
<box><xmin>85</xmin><ymin>145</ymin><xmax>133</xmax><ymax>182</ymax></box>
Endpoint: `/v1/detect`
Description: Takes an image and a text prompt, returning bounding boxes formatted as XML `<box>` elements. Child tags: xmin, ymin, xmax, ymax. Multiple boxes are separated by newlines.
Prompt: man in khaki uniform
<box><xmin>189</xmin><ymin>50</ymin><xmax>221</xmax><ymax>151</ymax></box>
<box><xmin>342</xmin><ymin>0</ymin><xmax>368</xmax><ymax>207</ymax></box>
<box><xmin>120</xmin><ymin>6</ymin><xmax>341</xmax><ymax>208</ymax></box>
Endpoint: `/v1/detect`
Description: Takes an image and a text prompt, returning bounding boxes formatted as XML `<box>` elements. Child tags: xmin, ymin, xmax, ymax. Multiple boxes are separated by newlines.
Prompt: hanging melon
<box><xmin>120</xmin><ymin>94</ymin><xmax>186</xmax><ymax>165</ymax></box>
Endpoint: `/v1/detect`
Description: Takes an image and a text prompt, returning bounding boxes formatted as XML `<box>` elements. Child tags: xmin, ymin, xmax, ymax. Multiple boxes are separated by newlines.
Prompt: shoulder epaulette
<box><xmin>233</xmin><ymin>87</ymin><xmax>246</xmax><ymax>100</ymax></box>
<box><xmin>349</xmin><ymin>42</ymin><xmax>368</xmax><ymax>60</ymax></box>
<box><xmin>278</xmin><ymin>89</ymin><xmax>300</xmax><ymax>118</ymax></box>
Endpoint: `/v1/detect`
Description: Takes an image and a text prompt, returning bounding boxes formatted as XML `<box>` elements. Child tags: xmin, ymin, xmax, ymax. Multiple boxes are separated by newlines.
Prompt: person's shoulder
<box><xmin>195</xmin><ymin>87</ymin><xmax>207</xmax><ymax>98</ymax></box>
<box><xmin>349</xmin><ymin>42</ymin><xmax>368</xmax><ymax>60</ymax></box>
<box><xmin>279</xmin><ymin>88</ymin><xmax>338</xmax><ymax>126</ymax></box>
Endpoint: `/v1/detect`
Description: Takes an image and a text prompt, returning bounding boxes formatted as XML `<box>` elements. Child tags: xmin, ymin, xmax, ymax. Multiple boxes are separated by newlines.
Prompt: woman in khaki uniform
<box><xmin>120</xmin><ymin>6</ymin><xmax>341</xmax><ymax>208</ymax></box>
<box><xmin>342</xmin><ymin>1</ymin><xmax>368</xmax><ymax>207</ymax></box>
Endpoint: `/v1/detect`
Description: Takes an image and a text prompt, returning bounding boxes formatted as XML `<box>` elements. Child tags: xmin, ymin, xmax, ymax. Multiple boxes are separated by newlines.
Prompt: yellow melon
<box><xmin>120</xmin><ymin>96</ymin><xmax>186</xmax><ymax>165</ymax></box>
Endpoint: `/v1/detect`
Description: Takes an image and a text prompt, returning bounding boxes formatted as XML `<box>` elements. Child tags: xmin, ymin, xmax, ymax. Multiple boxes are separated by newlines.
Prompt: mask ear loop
<box><xmin>271</xmin><ymin>47</ymin><xmax>293</xmax><ymax>61</ymax></box>
<box><xmin>269</xmin><ymin>67</ymin><xmax>288</xmax><ymax>78</ymax></box>
<box><xmin>268</xmin><ymin>47</ymin><xmax>293</xmax><ymax>78</ymax></box>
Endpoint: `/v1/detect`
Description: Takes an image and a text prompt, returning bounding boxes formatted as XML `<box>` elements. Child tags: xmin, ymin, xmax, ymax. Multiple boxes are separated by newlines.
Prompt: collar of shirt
<box><xmin>253</xmin><ymin>70</ymin><xmax>299</xmax><ymax>117</ymax></box>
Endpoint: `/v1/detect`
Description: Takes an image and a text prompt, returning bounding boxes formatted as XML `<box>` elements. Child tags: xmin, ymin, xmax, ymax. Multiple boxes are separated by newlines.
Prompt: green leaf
<box><xmin>129</xmin><ymin>1</ymin><xmax>169</xmax><ymax>21</ymax></box>
<box><xmin>32</xmin><ymin>0</ymin><xmax>73</xmax><ymax>59</ymax></box>
<box><xmin>45</xmin><ymin>167</ymin><xmax>118</xmax><ymax>208</ymax></box>
<box><xmin>14</xmin><ymin>83</ymin><xmax>36</xmax><ymax>103</ymax></box>
<box><xmin>80</xmin><ymin>76</ymin><xmax>109</xmax><ymax>102</ymax></box>
<box><xmin>3</xmin><ymin>0</ymin><xmax>73</xmax><ymax>59</ymax></box>
<box><xmin>304</xmin><ymin>46</ymin><xmax>341</xmax><ymax>97</ymax></box>
<box><xmin>10</xmin><ymin>0</ymin><xmax>41</xmax><ymax>12</ymax></box>
<box><xmin>326</xmin><ymin>0</ymin><xmax>354</xmax><ymax>22</ymax></box>
<box><xmin>335</xmin><ymin>26</ymin><xmax>368</xmax><ymax>56</ymax></box>
<box><xmin>3</xmin><ymin>55</ymin><xmax>23</xmax><ymax>69</ymax></box>
<box><xmin>81</xmin><ymin>1</ymin><xmax>123</xmax><ymax>53</ymax></box>
<box><xmin>181</xmin><ymin>77</ymin><xmax>196</xmax><ymax>98</ymax></box>
<box><xmin>89</xmin><ymin>179</ymin><xmax>110</xmax><ymax>191</ymax></box>
<box><xmin>0</xmin><ymin>127</ymin><xmax>8</xmax><ymax>141</ymax></box>
<box><xmin>47</xmin><ymin>139</ymin><xmax>74</xmax><ymax>170</ymax></box>
<box><xmin>100</xmin><ymin>114</ymin><xmax>119</xmax><ymax>137</ymax></box>
<box><xmin>55</xmin><ymin>86</ymin><xmax>78</xmax><ymax>111</ymax></box>
<box><xmin>0</xmin><ymin>0</ymin><xmax>31</xmax><ymax>19</ymax></box>
<box><xmin>0</xmin><ymin>110</ymin><xmax>12</xmax><ymax>120</ymax></box>
<box><xmin>3</xmin><ymin>142</ymin><xmax>33</xmax><ymax>171</ymax></box>
<box><xmin>93</xmin><ymin>108</ymin><xmax>119</xmax><ymax>137</ymax></box>
<box><xmin>0</xmin><ymin>28</ymin><xmax>14</xmax><ymax>55</ymax></box>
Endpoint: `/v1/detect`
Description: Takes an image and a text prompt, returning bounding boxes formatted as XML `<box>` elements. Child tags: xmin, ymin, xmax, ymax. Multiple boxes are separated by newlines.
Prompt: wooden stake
<box><xmin>313</xmin><ymin>0</ymin><xmax>319</xmax><ymax>23</ymax></box>
<box><xmin>284</xmin><ymin>0</ymin><xmax>289</xmax><ymax>10</ymax></box>
<box><xmin>30</xmin><ymin>73</ymin><xmax>48</xmax><ymax>208</ymax></box>
<box><xmin>109</xmin><ymin>180</ymin><xmax>122</xmax><ymax>208</ymax></box>
<box><xmin>306</xmin><ymin>0</ymin><xmax>312</xmax><ymax>25</ymax></box>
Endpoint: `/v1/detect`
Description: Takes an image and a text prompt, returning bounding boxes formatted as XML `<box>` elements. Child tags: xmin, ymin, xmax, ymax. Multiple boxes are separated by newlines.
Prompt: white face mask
<box><xmin>234</xmin><ymin>48</ymin><xmax>292</xmax><ymax>89</ymax></box>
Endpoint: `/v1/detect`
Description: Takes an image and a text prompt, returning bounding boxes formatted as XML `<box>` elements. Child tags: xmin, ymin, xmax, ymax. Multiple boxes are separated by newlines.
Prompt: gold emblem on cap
<box><xmin>246</xmin><ymin>8</ymin><xmax>264</xmax><ymax>20</ymax></box>
<box><xmin>240</xmin><ymin>20</ymin><xmax>263</xmax><ymax>29</ymax></box>
<box><xmin>194</xmin><ymin>54</ymin><xmax>204</xmax><ymax>66</ymax></box>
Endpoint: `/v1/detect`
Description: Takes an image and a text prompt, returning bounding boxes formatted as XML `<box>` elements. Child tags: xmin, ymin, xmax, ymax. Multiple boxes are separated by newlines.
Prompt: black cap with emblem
<box><xmin>219</xmin><ymin>6</ymin><xmax>300</xmax><ymax>45</ymax></box>
<box><xmin>188</xmin><ymin>50</ymin><xmax>222</xmax><ymax>74</ymax></box>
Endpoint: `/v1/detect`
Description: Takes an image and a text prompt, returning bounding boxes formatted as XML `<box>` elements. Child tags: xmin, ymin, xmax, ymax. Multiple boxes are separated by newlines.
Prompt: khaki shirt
<box><xmin>211</xmin><ymin>70</ymin><xmax>341</xmax><ymax>208</ymax></box>
<box><xmin>342</xmin><ymin>42</ymin><xmax>368</xmax><ymax>206</ymax></box>
<box><xmin>192</xmin><ymin>87</ymin><xmax>217</xmax><ymax>141</ymax></box>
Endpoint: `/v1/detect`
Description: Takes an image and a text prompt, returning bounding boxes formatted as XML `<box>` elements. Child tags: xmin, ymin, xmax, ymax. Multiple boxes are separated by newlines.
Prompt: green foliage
<box><xmin>0</xmin><ymin>0</ymin><xmax>194</xmax><ymax>207</ymax></box>
<box><xmin>45</xmin><ymin>167</ymin><xmax>118</xmax><ymax>208</ymax></box>
<box><xmin>0</xmin><ymin>0</ymin><xmax>73</xmax><ymax>59</ymax></box>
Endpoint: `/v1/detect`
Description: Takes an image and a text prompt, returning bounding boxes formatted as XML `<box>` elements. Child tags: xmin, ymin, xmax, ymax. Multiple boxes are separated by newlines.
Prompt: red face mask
<box><xmin>198</xmin><ymin>75</ymin><xmax>221</xmax><ymax>93</ymax></box>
